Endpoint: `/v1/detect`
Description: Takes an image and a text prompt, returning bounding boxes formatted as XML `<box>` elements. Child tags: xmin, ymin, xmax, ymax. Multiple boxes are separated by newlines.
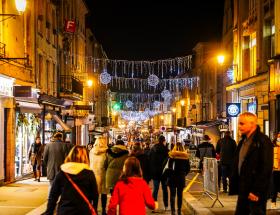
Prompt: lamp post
<box><xmin>0</xmin><ymin>0</ymin><xmax>26</xmax><ymax>21</ymax></box>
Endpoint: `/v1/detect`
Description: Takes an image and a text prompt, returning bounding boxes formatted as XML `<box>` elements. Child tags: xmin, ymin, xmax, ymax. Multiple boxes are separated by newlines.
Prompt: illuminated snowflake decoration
<box><xmin>153</xmin><ymin>101</ymin><xmax>161</xmax><ymax>108</ymax></box>
<box><xmin>147</xmin><ymin>74</ymin><xmax>159</xmax><ymax>87</ymax></box>
<box><xmin>100</xmin><ymin>71</ymin><xmax>111</xmax><ymax>85</ymax></box>
<box><xmin>161</xmin><ymin>89</ymin><xmax>172</xmax><ymax>99</ymax></box>
<box><xmin>125</xmin><ymin>100</ymin><xmax>133</xmax><ymax>108</ymax></box>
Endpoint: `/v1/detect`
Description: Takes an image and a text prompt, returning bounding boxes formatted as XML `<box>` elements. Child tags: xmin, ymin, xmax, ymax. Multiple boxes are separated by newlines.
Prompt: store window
<box><xmin>15</xmin><ymin>112</ymin><xmax>41</xmax><ymax>177</ymax></box>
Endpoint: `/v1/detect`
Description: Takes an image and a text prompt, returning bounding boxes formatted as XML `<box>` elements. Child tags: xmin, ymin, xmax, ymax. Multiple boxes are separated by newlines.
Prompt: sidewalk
<box><xmin>183</xmin><ymin>172</ymin><xmax>280</xmax><ymax>215</ymax></box>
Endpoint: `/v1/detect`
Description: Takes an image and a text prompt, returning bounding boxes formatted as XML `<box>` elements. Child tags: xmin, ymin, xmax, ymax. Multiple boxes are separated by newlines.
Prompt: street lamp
<box><xmin>87</xmin><ymin>79</ymin><xmax>93</xmax><ymax>87</ymax></box>
<box><xmin>180</xmin><ymin>99</ymin><xmax>185</xmax><ymax>106</ymax></box>
<box><xmin>0</xmin><ymin>0</ymin><xmax>26</xmax><ymax>21</ymax></box>
<box><xmin>217</xmin><ymin>55</ymin><xmax>225</xmax><ymax>65</ymax></box>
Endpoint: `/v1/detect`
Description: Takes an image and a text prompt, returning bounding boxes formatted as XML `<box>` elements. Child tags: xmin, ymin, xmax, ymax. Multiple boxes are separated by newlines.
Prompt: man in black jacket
<box><xmin>216</xmin><ymin>131</ymin><xmax>237</xmax><ymax>193</ymax></box>
<box><xmin>229</xmin><ymin>112</ymin><xmax>273</xmax><ymax>215</ymax></box>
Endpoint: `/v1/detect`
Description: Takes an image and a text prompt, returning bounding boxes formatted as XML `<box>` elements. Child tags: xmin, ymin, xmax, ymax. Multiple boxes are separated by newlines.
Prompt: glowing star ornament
<box><xmin>147</xmin><ymin>74</ymin><xmax>159</xmax><ymax>87</ymax></box>
<box><xmin>161</xmin><ymin>89</ymin><xmax>171</xmax><ymax>99</ymax></box>
<box><xmin>100</xmin><ymin>71</ymin><xmax>111</xmax><ymax>85</ymax></box>
<box><xmin>125</xmin><ymin>100</ymin><xmax>133</xmax><ymax>108</ymax></box>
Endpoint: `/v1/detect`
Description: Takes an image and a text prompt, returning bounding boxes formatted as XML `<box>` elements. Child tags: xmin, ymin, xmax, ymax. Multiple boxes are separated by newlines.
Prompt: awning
<box><xmin>17</xmin><ymin>101</ymin><xmax>42</xmax><ymax>113</ymax></box>
<box><xmin>38</xmin><ymin>93</ymin><xmax>65</xmax><ymax>107</ymax></box>
<box><xmin>52</xmin><ymin>114</ymin><xmax>71</xmax><ymax>132</ymax></box>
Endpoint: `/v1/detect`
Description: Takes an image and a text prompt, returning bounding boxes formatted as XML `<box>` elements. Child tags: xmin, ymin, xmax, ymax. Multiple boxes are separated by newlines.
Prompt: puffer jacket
<box><xmin>104</xmin><ymin>145</ymin><xmax>129</xmax><ymax>191</ymax></box>
<box><xmin>44</xmin><ymin>162</ymin><xmax>98</xmax><ymax>215</ymax></box>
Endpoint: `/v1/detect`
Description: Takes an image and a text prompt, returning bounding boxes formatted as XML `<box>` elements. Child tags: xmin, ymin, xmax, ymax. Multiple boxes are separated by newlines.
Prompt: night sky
<box><xmin>86</xmin><ymin>0</ymin><xmax>225</xmax><ymax>61</ymax></box>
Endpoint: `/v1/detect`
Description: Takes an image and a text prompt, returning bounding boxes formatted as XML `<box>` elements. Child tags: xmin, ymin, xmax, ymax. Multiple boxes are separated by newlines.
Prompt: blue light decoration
<box><xmin>100</xmin><ymin>71</ymin><xmax>111</xmax><ymax>85</ymax></box>
<box><xmin>226</xmin><ymin>68</ymin><xmax>234</xmax><ymax>83</ymax></box>
<box><xmin>125</xmin><ymin>100</ymin><xmax>133</xmax><ymax>108</ymax></box>
<box><xmin>153</xmin><ymin>101</ymin><xmax>161</xmax><ymax>108</ymax></box>
<box><xmin>147</xmin><ymin>74</ymin><xmax>159</xmax><ymax>87</ymax></box>
<box><xmin>161</xmin><ymin>89</ymin><xmax>172</xmax><ymax>99</ymax></box>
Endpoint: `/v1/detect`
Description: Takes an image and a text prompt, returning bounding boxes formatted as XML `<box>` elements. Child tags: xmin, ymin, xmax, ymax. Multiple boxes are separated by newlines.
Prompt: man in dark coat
<box><xmin>149</xmin><ymin>135</ymin><xmax>169</xmax><ymax>211</ymax></box>
<box><xmin>43</xmin><ymin>132</ymin><xmax>67</xmax><ymax>187</ymax></box>
<box><xmin>196</xmin><ymin>135</ymin><xmax>216</xmax><ymax>170</ymax></box>
<box><xmin>216</xmin><ymin>131</ymin><xmax>237</xmax><ymax>192</ymax></box>
<box><xmin>229</xmin><ymin>112</ymin><xmax>273</xmax><ymax>215</ymax></box>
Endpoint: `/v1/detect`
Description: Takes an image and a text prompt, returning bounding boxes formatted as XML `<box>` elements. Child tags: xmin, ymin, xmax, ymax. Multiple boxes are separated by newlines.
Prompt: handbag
<box><xmin>64</xmin><ymin>172</ymin><xmax>96</xmax><ymax>215</ymax></box>
<box><xmin>162</xmin><ymin>158</ymin><xmax>175</xmax><ymax>185</ymax></box>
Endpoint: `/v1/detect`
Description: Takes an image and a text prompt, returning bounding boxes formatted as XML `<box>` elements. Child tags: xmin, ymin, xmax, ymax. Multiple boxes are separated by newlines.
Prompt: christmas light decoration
<box><xmin>147</xmin><ymin>74</ymin><xmax>159</xmax><ymax>87</ymax></box>
<box><xmin>100</xmin><ymin>71</ymin><xmax>111</xmax><ymax>85</ymax></box>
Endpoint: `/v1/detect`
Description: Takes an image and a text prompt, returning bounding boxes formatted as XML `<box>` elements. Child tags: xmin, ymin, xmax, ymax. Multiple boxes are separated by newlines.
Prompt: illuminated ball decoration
<box><xmin>125</xmin><ymin>100</ymin><xmax>133</xmax><ymax>108</ymax></box>
<box><xmin>147</xmin><ymin>74</ymin><xmax>159</xmax><ymax>87</ymax></box>
<box><xmin>100</xmin><ymin>71</ymin><xmax>111</xmax><ymax>85</ymax></box>
<box><xmin>161</xmin><ymin>89</ymin><xmax>171</xmax><ymax>99</ymax></box>
<box><xmin>153</xmin><ymin>101</ymin><xmax>161</xmax><ymax>108</ymax></box>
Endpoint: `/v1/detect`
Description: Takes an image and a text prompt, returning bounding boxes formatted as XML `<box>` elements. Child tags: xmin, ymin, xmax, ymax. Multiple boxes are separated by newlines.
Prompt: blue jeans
<box><xmin>152</xmin><ymin>179</ymin><xmax>168</xmax><ymax>207</ymax></box>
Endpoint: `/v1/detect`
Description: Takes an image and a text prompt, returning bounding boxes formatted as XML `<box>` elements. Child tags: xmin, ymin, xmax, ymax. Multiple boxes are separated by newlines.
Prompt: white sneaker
<box><xmin>271</xmin><ymin>202</ymin><xmax>277</xmax><ymax>209</ymax></box>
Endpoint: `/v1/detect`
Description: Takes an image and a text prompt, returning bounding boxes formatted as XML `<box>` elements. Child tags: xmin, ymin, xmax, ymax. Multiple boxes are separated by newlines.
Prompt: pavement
<box><xmin>0</xmin><ymin>173</ymin><xmax>279</xmax><ymax>215</ymax></box>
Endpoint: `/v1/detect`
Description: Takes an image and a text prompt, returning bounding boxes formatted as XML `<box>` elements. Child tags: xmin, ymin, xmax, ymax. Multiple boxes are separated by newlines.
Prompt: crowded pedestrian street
<box><xmin>1</xmin><ymin>0</ymin><xmax>280</xmax><ymax>214</ymax></box>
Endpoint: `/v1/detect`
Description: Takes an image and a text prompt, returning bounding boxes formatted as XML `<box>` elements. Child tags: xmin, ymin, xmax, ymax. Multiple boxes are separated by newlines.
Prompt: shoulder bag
<box><xmin>64</xmin><ymin>172</ymin><xmax>96</xmax><ymax>215</ymax></box>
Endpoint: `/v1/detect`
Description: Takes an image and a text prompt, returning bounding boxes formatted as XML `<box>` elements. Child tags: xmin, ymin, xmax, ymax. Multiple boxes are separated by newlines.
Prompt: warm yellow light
<box><xmin>160</xmin><ymin>115</ymin><xmax>164</xmax><ymax>120</ymax></box>
<box><xmin>151</xmin><ymin>118</ymin><xmax>154</xmax><ymax>121</ymax></box>
<box><xmin>15</xmin><ymin>0</ymin><xmax>26</xmax><ymax>13</ymax></box>
<box><xmin>172</xmin><ymin>107</ymin><xmax>176</xmax><ymax>113</ymax></box>
<box><xmin>217</xmin><ymin>55</ymin><xmax>225</xmax><ymax>65</ymax></box>
<box><xmin>112</xmin><ymin>111</ymin><xmax>117</xmax><ymax>116</ymax></box>
<box><xmin>87</xmin><ymin>80</ymin><xmax>93</xmax><ymax>87</ymax></box>
<box><xmin>180</xmin><ymin>100</ymin><xmax>185</xmax><ymax>106</ymax></box>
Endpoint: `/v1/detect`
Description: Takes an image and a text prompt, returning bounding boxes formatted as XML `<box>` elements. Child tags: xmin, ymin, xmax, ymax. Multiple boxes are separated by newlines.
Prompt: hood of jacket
<box><xmin>169</xmin><ymin>150</ymin><xmax>189</xmax><ymax>160</ymax></box>
<box><xmin>107</xmin><ymin>145</ymin><xmax>128</xmax><ymax>158</ymax></box>
<box><xmin>61</xmin><ymin>162</ymin><xmax>91</xmax><ymax>175</ymax></box>
<box><xmin>91</xmin><ymin>144</ymin><xmax>108</xmax><ymax>155</ymax></box>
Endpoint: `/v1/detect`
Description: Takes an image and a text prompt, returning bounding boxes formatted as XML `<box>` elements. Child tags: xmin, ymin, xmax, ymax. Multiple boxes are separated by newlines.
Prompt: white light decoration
<box><xmin>153</xmin><ymin>101</ymin><xmax>161</xmax><ymax>108</ymax></box>
<box><xmin>100</xmin><ymin>71</ymin><xmax>111</xmax><ymax>85</ymax></box>
<box><xmin>161</xmin><ymin>89</ymin><xmax>171</xmax><ymax>99</ymax></box>
<box><xmin>147</xmin><ymin>74</ymin><xmax>159</xmax><ymax>87</ymax></box>
<box><xmin>125</xmin><ymin>100</ymin><xmax>133</xmax><ymax>108</ymax></box>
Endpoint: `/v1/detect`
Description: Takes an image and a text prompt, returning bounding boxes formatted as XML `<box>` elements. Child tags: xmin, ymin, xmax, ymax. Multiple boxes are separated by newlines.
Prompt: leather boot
<box><xmin>37</xmin><ymin>170</ymin><xmax>41</xmax><ymax>182</ymax></box>
<box><xmin>33</xmin><ymin>172</ymin><xmax>37</xmax><ymax>181</ymax></box>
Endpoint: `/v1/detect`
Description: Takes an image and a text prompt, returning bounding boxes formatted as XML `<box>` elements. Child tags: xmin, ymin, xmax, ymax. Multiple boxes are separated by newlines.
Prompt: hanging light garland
<box><xmin>125</xmin><ymin>100</ymin><xmax>133</xmax><ymax>108</ymax></box>
<box><xmin>100</xmin><ymin>71</ymin><xmax>111</xmax><ymax>85</ymax></box>
<box><xmin>161</xmin><ymin>89</ymin><xmax>172</xmax><ymax>99</ymax></box>
<box><xmin>153</xmin><ymin>101</ymin><xmax>161</xmax><ymax>108</ymax></box>
<box><xmin>147</xmin><ymin>74</ymin><xmax>159</xmax><ymax>87</ymax></box>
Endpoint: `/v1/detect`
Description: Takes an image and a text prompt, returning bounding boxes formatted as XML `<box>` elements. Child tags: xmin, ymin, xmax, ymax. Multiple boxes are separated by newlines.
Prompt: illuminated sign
<box><xmin>0</xmin><ymin>75</ymin><xmax>14</xmax><ymax>97</ymax></box>
<box><xmin>226</xmin><ymin>103</ymin><xmax>240</xmax><ymax>117</ymax></box>
<box><xmin>64</xmin><ymin>20</ymin><xmax>76</xmax><ymax>33</ymax></box>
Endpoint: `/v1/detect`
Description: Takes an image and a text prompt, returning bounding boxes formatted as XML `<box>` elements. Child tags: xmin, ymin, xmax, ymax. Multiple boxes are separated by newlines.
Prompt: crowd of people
<box><xmin>27</xmin><ymin>111</ymin><xmax>280</xmax><ymax>215</ymax></box>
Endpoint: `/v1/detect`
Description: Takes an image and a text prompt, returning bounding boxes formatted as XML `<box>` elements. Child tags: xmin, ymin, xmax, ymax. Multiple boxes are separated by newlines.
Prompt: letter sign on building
<box><xmin>64</xmin><ymin>20</ymin><xmax>76</xmax><ymax>33</ymax></box>
<box><xmin>226</xmin><ymin>103</ymin><xmax>241</xmax><ymax>117</ymax></box>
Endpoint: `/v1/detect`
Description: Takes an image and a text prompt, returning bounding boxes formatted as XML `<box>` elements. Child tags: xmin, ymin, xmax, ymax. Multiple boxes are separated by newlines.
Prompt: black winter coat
<box><xmin>149</xmin><ymin>143</ymin><xmax>169</xmax><ymax>180</ymax></box>
<box><xmin>45</xmin><ymin>167</ymin><xmax>98</xmax><ymax>215</ymax></box>
<box><xmin>229</xmin><ymin>126</ymin><xmax>273</xmax><ymax>200</ymax></box>
<box><xmin>216</xmin><ymin>136</ymin><xmax>237</xmax><ymax>165</ymax></box>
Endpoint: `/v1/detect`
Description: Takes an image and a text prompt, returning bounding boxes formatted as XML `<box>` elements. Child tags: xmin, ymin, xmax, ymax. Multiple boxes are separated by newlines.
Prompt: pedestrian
<box><xmin>89</xmin><ymin>136</ymin><xmax>108</xmax><ymax>215</ymax></box>
<box><xmin>166</xmin><ymin>142</ymin><xmax>190</xmax><ymax>215</ymax></box>
<box><xmin>43</xmin><ymin>132</ymin><xmax>67</xmax><ymax>187</ymax></box>
<box><xmin>229</xmin><ymin>112</ymin><xmax>273</xmax><ymax>215</ymax></box>
<box><xmin>44</xmin><ymin>145</ymin><xmax>98</xmax><ymax>215</ymax></box>
<box><xmin>216</xmin><ymin>131</ymin><xmax>237</xmax><ymax>193</ymax></box>
<box><xmin>130</xmin><ymin>142</ymin><xmax>150</xmax><ymax>184</ymax></box>
<box><xmin>149</xmin><ymin>135</ymin><xmax>169</xmax><ymax>211</ymax></box>
<box><xmin>104</xmin><ymin>137</ymin><xmax>129</xmax><ymax>194</ymax></box>
<box><xmin>28</xmin><ymin>136</ymin><xmax>44</xmax><ymax>182</ymax></box>
<box><xmin>271</xmin><ymin>132</ymin><xmax>280</xmax><ymax>209</ymax></box>
<box><xmin>196</xmin><ymin>134</ymin><xmax>216</xmax><ymax>170</ymax></box>
<box><xmin>107</xmin><ymin>157</ymin><xmax>156</xmax><ymax>215</ymax></box>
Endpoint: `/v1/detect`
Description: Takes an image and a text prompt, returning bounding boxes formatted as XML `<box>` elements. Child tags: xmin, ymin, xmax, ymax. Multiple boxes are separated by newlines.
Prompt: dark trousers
<box><xmin>235</xmin><ymin>195</ymin><xmax>267</xmax><ymax>215</ymax></box>
<box><xmin>152</xmin><ymin>179</ymin><xmax>168</xmax><ymax>207</ymax></box>
<box><xmin>271</xmin><ymin>171</ymin><xmax>280</xmax><ymax>202</ymax></box>
<box><xmin>169</xmin><ymin>186</ymin><xmax>183</xmax><ymax>212</ymax></box>
<box><xmin>221</xmin><ymin>164</ymin><xmax>232</xmax><ymax>192</ymax></box>
<box><xmin>96</xmin><ymin>194</ymin><xmax>107</xmax><ymax>212</ymax></box>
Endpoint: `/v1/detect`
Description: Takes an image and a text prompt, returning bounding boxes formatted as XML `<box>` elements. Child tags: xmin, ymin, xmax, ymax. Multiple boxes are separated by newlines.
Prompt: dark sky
<box><xmin>86</xmin><ymin>0</ymin><xmax>225</xmax><ymax>61</ymax></box>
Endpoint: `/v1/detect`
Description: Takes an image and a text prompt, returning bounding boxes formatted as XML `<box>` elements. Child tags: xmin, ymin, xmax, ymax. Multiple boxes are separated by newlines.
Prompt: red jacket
<box><xmin>107</xmin><ymin>177</ymin><xmax>155</xmax><ymax>215</ymax></box>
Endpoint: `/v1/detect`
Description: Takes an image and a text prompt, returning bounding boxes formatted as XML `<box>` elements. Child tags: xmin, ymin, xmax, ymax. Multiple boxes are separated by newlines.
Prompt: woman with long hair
<box><xmin>167</xmin><ymin>142</ymin><xmax>190</xmax><ymax>215</ymax></box>
<box><xmin>44</xmin><ymin>145</ymin><xmax>98</xmax><ymax>215</ymax></box>
<box><xmin>107</xmin><ymin>157</ymin><xmax>156</xmax><ymax>215</ymax></box>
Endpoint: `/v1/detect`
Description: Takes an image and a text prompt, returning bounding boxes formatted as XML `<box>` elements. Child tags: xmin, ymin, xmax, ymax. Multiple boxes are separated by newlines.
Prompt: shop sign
<box><xmin>226</xmin><ymin>103</ymin><xmax>240</xmax><ymax>117</ymax></box>
<box><xmin>14</xmin><ymin>86</ymin><xmax>32</xmax><ymax>97</ymax></box>
<box><xmin>64</xmin><ymin>20</ymin><xmax>76</xmax><ymax>33</ymax></box>
<box><xmin>247</xmin><ymin>101</ymin><xmax>257</xmax><ymax>114</ymax></box>
<box><xmin>0</xmin><ymin>75</ymin><xmax>14</xmax><ymax>97</ymax></box>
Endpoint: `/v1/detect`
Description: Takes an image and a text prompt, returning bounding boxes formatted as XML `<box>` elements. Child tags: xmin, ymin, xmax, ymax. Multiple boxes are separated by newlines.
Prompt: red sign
<box><xmin>64</xmin><ymin>20</ymin><xmax>76</xmax><ymax>33</ymax></box>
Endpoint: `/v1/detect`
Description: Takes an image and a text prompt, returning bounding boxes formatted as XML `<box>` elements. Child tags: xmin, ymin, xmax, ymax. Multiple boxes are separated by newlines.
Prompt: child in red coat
<box><xmin>107</xmin><ymin>157</ymin><xmax>156</xmax><ymax>215</ymax></box>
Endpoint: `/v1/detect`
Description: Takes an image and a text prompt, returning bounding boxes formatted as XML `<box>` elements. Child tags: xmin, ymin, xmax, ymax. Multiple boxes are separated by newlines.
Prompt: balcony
<box><xmin>60</xmin><ymin>75</ymin><xmax>83</xmax><ymax>100</ymax></box>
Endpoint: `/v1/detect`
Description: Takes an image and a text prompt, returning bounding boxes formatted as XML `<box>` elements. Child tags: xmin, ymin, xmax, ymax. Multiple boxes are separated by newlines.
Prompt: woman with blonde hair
<box><xmin>44</xmin><ymin>145</ymin><xmax>98</xmax><ymax>215</ymax></box>
<box><xmin>107</xmin><ymin>157</ymin><xmax>156</xmax><ymax>215</ymax></box>
<box><xmin>166</xmin><ymin>142</ymin><xmax>190</xmax><ymax>215</ymax></box>
<box><xmin>89</xmin><ymin>136</ymin><xmax>108</xmax><ymax>215</ymax></box>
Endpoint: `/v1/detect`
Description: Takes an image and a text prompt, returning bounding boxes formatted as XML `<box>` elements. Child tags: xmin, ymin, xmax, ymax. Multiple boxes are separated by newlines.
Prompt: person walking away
<box><xmin>229</xmin><ymin>112</ymin><xmax>273</xmax><ymax>215</ymax></box>
<box><xmin>104</xmin><ymin>138</ymin><xmax>129</xmax><ymax>194</ymax></box>
<box><xmin>149</xmin><ymin>135</ymin><xmax>169</xmax><ymax>211</ymax></box>
<box><xmin>216</xmin><ymin>131</ymin><xmax>237</xmax><ymax>193</ymax></box>
<box><xmin>107</xmin><ymin>157</ymin><xmax>156</xmax><ymax>215</ymax></box>
<box><xmin>130</xmin><ymin>142</ymin><xmax>150</xmax><ymax>184</ymax></box>
<box><xmin>167</xmin><ymin>142</ymin><xmax>190</xmax><ymax>215</ymax></box>
<box><xmin>28</xmin><ymin>136</ymin><xmax>44</xmax><ymax>182</ymax></box>
<box><xmin>89</xmin><ymin>136</ymin><xmax>108</xmax><ymax>215</ymax></box>
<box><xmin>271</xmin><ymin>132</ymin><xmax>280</xmax><ymax>209</ymax></box>
<box><xmin>44</xmin><ymin>145</ymin><xmax>98</xmax><ymax>215</ymax></box>
<box><xmin>43</xmin><ymin>132</ymin><xmax>68</xmax><ymax>188</ymax></box>
<box><xmin>196</xmin><ymin>135</ymin><xmax>215</xmax><ymax>171</ymax></box>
